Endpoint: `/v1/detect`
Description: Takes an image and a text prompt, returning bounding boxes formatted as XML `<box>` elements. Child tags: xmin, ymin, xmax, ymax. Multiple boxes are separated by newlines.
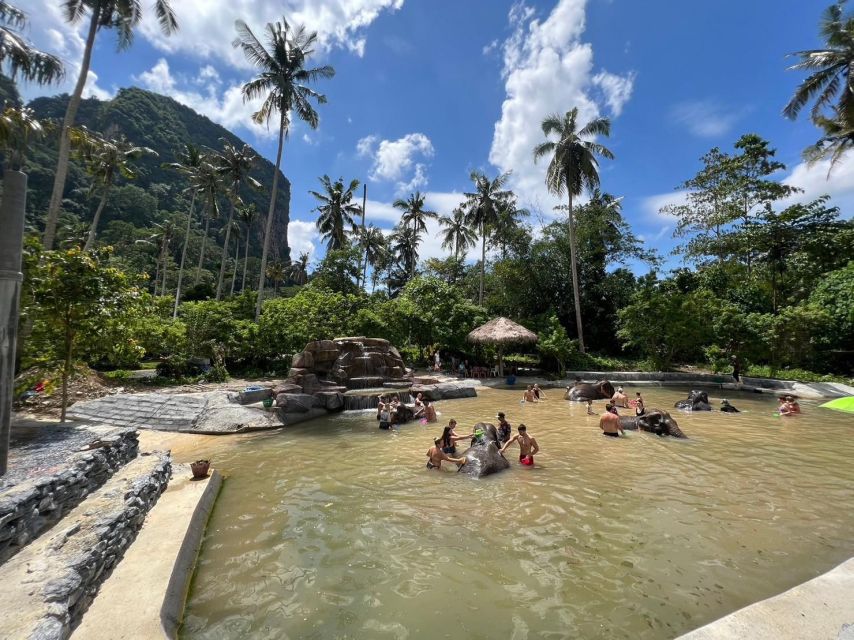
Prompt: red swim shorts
<box><xmin>519</xmin><ymin>454</ymin><xmax>534</xmax><ymax>466</ymax></box>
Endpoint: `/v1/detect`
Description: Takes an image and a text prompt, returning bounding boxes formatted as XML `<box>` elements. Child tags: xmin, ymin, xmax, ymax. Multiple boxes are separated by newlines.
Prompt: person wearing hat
<box><xmin>496</xmin><ymin>412</ymin><xmax>512</xmax><ymax>444</ymax></box>
<box><xmin>611</xmin><ymin>386</ymin><xmax>629</xmax><ymax>408</ymax></box>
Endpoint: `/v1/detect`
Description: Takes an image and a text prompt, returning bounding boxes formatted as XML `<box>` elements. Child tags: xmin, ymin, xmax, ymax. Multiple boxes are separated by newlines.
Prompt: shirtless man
<box><xmin>496</xmin><ymin>412</ymin><xmax>512</xmax><ymax>444</ymax></box>
<box><xmin>522</xmin><ymin>385</ymin><xmax>537</xmax><ymax>403</ymax></box>
<box><xmin>423</xmin><ymin>400</ymin><xmax>437</xmax><ymax>422</ymax></box>
<box><xmin>413</xmin><ymin>392</ymin><xmax>425</xmax><ymax>417</ymax></box>
<box><xmin>611</xmin><ymin>386</ymin><xmax>629</xmax><ymax>408</ymax></box>
<box><xmin>500</xmin><ymin>424</ymin><xmax>540</xmax><ymax>466</ymax></box>
<box><xmin>600</xmin><ymin>404</ymin><xmax>624</xmax><ymax>437</ymax></box>
<box><xmin>426</xmin><ymin>438</ymin><xmax>466</xmax><ymax>470</ymax></box>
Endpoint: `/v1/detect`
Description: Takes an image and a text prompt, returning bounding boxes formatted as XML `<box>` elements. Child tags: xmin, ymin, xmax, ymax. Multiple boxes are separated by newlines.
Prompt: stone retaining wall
<box><xmin>0</xmin><ymin>428</ymin><xmax>139</xmax><ymax>566</ymax></box>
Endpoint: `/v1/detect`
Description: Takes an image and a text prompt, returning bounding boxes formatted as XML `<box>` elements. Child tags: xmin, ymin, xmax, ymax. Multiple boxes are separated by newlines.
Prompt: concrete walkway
<box><xmin>678</xmin><ymin>558</ymin><xmax>854</xmax><ymax>640</ymax></box>
<box><xmin>72</xmin><ymin>464</ymin><xmax>222</xmax><ymax>640</ymax></box>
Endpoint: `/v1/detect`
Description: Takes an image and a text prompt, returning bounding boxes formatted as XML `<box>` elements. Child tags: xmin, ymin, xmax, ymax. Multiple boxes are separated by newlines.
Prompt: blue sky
<box><xmin>23</xmin><ymin>0</ymin><xmax>854</xmax><ymax>273</ymax></box>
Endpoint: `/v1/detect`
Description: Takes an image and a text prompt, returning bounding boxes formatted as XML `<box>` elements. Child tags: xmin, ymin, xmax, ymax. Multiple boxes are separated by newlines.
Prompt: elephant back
<box><xmin>458</xmin><ymin>441</ymin><xmax>511</xmax><ymax>477</ymax></box>
<box><xmin>471</xmin><ymin>422</ymin><xmax>500</xmax><ymax>447</ymax></box>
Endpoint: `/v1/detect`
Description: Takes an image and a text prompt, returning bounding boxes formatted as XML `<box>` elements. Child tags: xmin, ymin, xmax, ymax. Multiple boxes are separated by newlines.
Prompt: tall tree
<box><xmin>265</xmin><ymin>260</ymin><xmax>286</xmax><ymax>295</ymax></box>
<box><xmin>0</xmin><ymin>2</ymin><xmax>63</xmax><ymax>86</ymax></box>
<box><xmin>784</xmin><ymin>0</ymin><xmax>854</xmax><ymax>168</ymax></box>
<box><xmin>163</xmin><ymin>143</ymin><xmax>202</xmax><ymax>317</ymax></box>
<box><xmin>534</xmin><ymin>107</ymin><xmax>614</xmax><ymax>353</ymax></box>
<box><xmin>463</xmin><ymin>170</ymin><xmax>511</xmax><ymax>305</ymax></box>
<box><xmin>356</xmin><ymin>224</ymin><xmax>388</xmax><ymax>290</ymax></box>
<box><xmin>393</xmin><ymin>191</ymin><xmax>437</xmax><ymax>238</ymax></box>
<box><xmin>234</xmin><ymin>17</ymin><xmax>334</xmax><ymax>320</ymax></box>
<box><xmin>237</xmin><ymin>203</ymin><xmax>257</xmax><ymax>292</ymax></box>
<box><xmin>190</xmin><ymin>156</ymin><xmax>222</xmax><ymax>284</ymax></box>
<box><xmin>389</xmin><ymin>224</ymin><xmax>420</xmax><ymax>282</ymax></box>
<box><xmin>493</xmin><ymin>199</ymin><xmax>530</xmax><ymax>260</ymax></box>
<box><xmin>310</xmin><ymin>175</ymin><xmax>361</xmax><ymax>250</ymax></box>
<box><xmin>214</xmin><ymin>140</ymin><xmax>259</xmax><ymax>299</ymax></box>
<box><xmin>42</xmin><ymin>0</ymin><xmax>178</xmax><ymax>251</ymax></box>
<box><xmin>439</xmin><ymin>207</ymin><xmax>477</xmax><ymax>261</ymax></box>
<box><xmin>74</xmin><ymin>129</ymin><xmax>157</xmax><ymax>251</ymax></box>
<box><xmin>288</xmin><ymin>251</ymin><xmax>310</xmax><ymax>286</ymax></box>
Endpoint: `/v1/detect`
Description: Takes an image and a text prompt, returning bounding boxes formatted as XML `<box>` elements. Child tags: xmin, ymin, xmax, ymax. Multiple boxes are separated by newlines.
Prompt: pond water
<box><xmin>178</xmin><ymin>386</ymin><xmax>854</xmax><ymax>640</ymax></box>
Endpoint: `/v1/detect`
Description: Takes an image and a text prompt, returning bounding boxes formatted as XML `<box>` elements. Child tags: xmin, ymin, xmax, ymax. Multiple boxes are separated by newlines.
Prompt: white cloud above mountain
<box><xmin>488</xmin><ymin>0</ymin><xmax>635</xmax><ymax>213</ymax></box>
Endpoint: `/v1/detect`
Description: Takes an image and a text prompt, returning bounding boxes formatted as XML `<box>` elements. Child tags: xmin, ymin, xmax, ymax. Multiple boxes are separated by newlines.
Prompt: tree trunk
<box><xmin>216</xmin><ymin>199</ymin><xmax>236</xmax><ymax>300</ymax></box>
<box><xmin>255</xmin><ymin>112</ymin><xmax>286</xmax><ymax>321</ymax></box>
<box><xmin>0</xmin><ymin>170</ymin><xmax>27</xmax><ymax>475</ymax></box>
<box><xmin>230</xmin><ymin>232</ymin><xmax>239</xmax><ymax>296</ymax></box>
<box><xmin>567</xmin><ymin>192</ymin><xmax>586</xmax><ymax>353</ymax></box>
<box><xmin>196</xmin><ymin>214</ymin><xmax>210</xmax><ymax>284</ymax></box>
<box><xmin>242</xmin><ymin>228</ymin><xmax>250</xmax><ymax>292</ymax></box>
<box><xmin>43</xmin><ymin>9</ymin><xmax>100</xmax><ymax>251</ymax></box>
<box><xmin>360</xmin><ymin>184</ymin><xmax>367</xmax><ymax>290</ymax></box>
<box><xmin>173</xmin><ymin>193</ymin><xmax>196</xmax><ymax>318</ymax></box>
<box><xmin>160</xmin><ymin>235</ymin><xmax>169</xmax><ymax>296</ymax></box>
<box><xmin>83</xmin><ymin>186</ymin><xmax>110</xmax><ymax>251</ymax></box>
<box><xmin>478</xmin><ymin>221</ymin><xmax>486</xmax><ymax>305</ymax></box>
<box><xmin>60</xmin><ymin>317</ymin><xmax>72</xmax><ymax>423</ymax></box>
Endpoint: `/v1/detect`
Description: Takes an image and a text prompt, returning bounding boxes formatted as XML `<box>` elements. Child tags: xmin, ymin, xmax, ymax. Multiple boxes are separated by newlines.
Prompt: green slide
<box><xmin>820</xmin><ymin>397</ymin><xmax>854</xmax><ymax>414</ymax></box>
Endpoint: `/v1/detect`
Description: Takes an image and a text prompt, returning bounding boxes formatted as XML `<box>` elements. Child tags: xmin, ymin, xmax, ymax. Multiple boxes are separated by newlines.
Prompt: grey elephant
<box><xmin>674</xmin><ymin>390</ymin><xmax>711</xmax><ymax>411</ymax></box>
<box><xmin>619</xmin><ymin>409</ymin><xmax>687</xmax><ymax>438</ymax></box>
<box><xmin>565</xmin><ymin>380</ymin><xmax>615</xmax><ymax>401</ymax></box>
<box><xmin>457</xmin><ymin>422</ymin><xmax>510</xmax><ymax>477</ymax></box>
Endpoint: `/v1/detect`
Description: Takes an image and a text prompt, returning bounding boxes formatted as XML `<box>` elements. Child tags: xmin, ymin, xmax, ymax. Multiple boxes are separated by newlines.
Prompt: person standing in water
<box><xmin>634</xmin><ymin>392</ymin><xmax>645</xmax><ymax>416</ymax></box>
<box><xmin>522</xmin><ymin>385</ymin><xmax>537</xmax><ymax>403</ymax></box>
<box><xmin>496</xmin><ymin>412</ymin><xmax>513</xmax><ymax>444</ymax></box>
<box><xmin>426</xmin><ymin>438</ymin><xmax>466</xmax><ymax>470</ymax></box>
<box><xmin>611</xmin><ymin>386</ymin><xmax>629</xmax><ymax>408</ymax></box>
<box><xmin>533</xmin><ymin>384</ymin><xmax>546</xmax><ymax>400</ymax></box>
<box><xmin>600</xmin><ymin>404</ymin><xmax>624</xmax><ymax>437</ymax></box>
<box><xmin>423</xmin><ymin>400</ymin><xmax>437</xmax><ymax>422</ymax></box>
<box><xmin>501</xmin><ymin>424</ymin><xmax>540</xmax><ymax>466</ymax></box>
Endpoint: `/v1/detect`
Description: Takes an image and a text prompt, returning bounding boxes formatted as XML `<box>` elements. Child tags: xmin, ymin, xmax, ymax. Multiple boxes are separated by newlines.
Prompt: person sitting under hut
<box><xmin>426</xmin><ymin>438</ymin><xmax>466</xmax><ymax>470</ymax></box>
<box><xmin>611</xmin><ymin>386</ymin><xmax>629</xmax><ymax>408</ymax></box>
<box><xmin>600</xmin><ymin>404</ymin><xmax>624</xmax><ymax>438</ymax></box>
<box><xmin>500</xmin><ymin>424</ymin><xmax>540</xmax><ymax>466</ymax></box>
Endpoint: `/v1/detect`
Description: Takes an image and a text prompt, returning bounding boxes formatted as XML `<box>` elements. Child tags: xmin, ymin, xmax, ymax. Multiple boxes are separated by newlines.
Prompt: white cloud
<box><xmin>670</xmin><ymin>100</ymin><xmax>746</xmax><ymax>138</ymax></box>
<box><xmin>358</xmin><ymin>132</ymin><xmax>435</xmax><ymax>195</ymax></box>
<box><xmin>781</xmin><ymin>153</ymin><xmax>854</xmax><ymax>215</ymax></box>
<box><xmin>288</xmin><ymin>220</ymin><xmax>320</xmax><ymax>259</ymax></box>
<box><xmin>136</xmin><ymin>0</ymin><xmax>404</xmax><ymax>69</ymax></box>
<box><xmin>83</xmin><ymin>70</ymin><xmax>114</xmax><ymax>100</ymax></box>
<box><xmin>133</xmin><ymin>58</ymin><xmax>269</xmax><ymax>137</ymax></box>
<box><xmin>640</xmin><ymin>191</ymin><xmax>688</xmax><ymax>223</ymax></box>
<box><xmin>488</xmin><ymin>0</ymin><xmax>635</xmax><ymax>214</ymax></box>
<box><xmin>482</xmin><ymin>39</ymin><xmax>499</xmax><ymax>56</ymax></box>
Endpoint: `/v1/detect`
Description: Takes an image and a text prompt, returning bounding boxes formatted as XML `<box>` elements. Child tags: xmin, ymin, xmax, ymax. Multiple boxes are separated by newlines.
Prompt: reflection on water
<box><xmin>179</xmin><ymin>387</ymin><xmax>854</xmax><ymax>639</ymax></box>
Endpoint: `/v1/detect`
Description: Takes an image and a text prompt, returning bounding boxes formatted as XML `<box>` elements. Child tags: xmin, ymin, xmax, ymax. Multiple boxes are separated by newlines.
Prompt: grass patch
<box><xmin>744</xmin><ymin>365</ymin><xmax>853</xmax><ymax>386</ymax></box>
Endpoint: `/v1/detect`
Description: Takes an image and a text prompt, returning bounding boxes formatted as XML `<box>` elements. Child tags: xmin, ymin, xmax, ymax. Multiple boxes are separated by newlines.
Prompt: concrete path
<box><xmin>678</xmin><ymin>558</ymin><xmax>854</xmax><ymax>640</ymax></box>
<box><xmin>72</xmin><ymin>464</ymin><xmax>222</xmax><ymax>640</ymax></box>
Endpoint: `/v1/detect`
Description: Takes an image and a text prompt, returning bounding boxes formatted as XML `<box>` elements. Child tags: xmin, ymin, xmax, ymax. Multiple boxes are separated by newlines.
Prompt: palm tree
<box><xmin>147</xmin><ymin>218</ymin><xmax>176</xmax><ymax>296</ymax></box>
<box><xmin>784</xmin><ymin>1</ymin><xmax>853</xmax><ymax>123</ymax></box>
<box><xmin>393</xmin><ymin>191</ymin><xmax>438</xmax><ymax>237</ymax></box>
<box><xmin>237</xmin><ymin>203</ymin><xmax>257</xmax><ymax>291</ymax></box>
<box><xmin>463</xmin><ymin>170</ymin><xmax>512</xmax><ymax>305</ymax></box>
<box><xmin>439</xmin><ymin>207</ymin><xmax>477</xmax><ymax>261</ymax></box>
<box><xmin>356</xmin><ymin>225</ymin><xmax>388</xmax><ymax>290</ymax></box>
<box><xmin>0</xmin><ymin>2</ymin><xmax>64</xmax><ymax>86</ymax></box>
<box><xmin>265</xmin><ymin>261</ymin><xmax>286</xmax><ymax>295</ymax></box>
<box><xmin>806</xmin><ymin>108</ymin><xmax>854</xmax><ymax>169</ymax></box>
<box><xmin>163</xmin><ymin>143</ymin><xmax>202</xmax><ymax>317</ymax></box>
<box><xmin>534</xmin><ymin>107</ymin><xmax>614</xmax><ymax>353</ymax></box>
<box><xmin>73</xmin><ymin>129</ymin><xmax>157</xmax><ymax>250</ymax></box>
<box><xmin>234</xmin><ymin>17</ymin><xmax>335</xmax><ymax>320</ymax></box>
<box><xmin>42</xmin><ymin>0</ymin><xmax>178</xmax><ymax>251</ymax></box>
<box><xmin>288</xmin><ymin>251</ymin><xmax>310</xmax><ymax>286</ymax></box>
<box><xmin>389</xmin><ymin>224</ymin><xmax>419</xmax><ymax>280</ymax></box>
<box><xmin>214</xmin><ymin>140</ymin><xmax>259</xmax><ymax>299</ymax></box>
<box><xmin>310</xmin><ymin>175</ymin><xmax>361</xmax><ymax>250</ymax></box>
<box><xmin>493</xmin><ymin>199</ymin><xmax>530</xmax><ymax>260</ymax></box>
<box><xmin>190</xmin><ymin>156</ymin><xmax>222</xmax><ymax>284</ymax></box>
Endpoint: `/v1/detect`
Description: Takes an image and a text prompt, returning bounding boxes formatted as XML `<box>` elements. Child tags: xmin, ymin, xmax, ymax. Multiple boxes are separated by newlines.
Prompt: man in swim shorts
<box><xmin>426</xmin><ymin>438</ymin><xmax>466</xmax><ymax>470</ymax></box>
<box><xmin>611</xmin><ymin>386</ymin><xmax>629</xmax><ymax>408</ymax></box>
<box><xmin>600</xmin><ymin>404</ymin><xmax>623</xmax><ymax>437</ymax></box>
<box><xmin>500</xmin><ymin>424</ymin><xmax>540</xmax><ymax>465</ymax></box>
<box><xmin>522</xmin><ymin>385</ymin><xmax>537</xmax><ymax>403</ymax></box>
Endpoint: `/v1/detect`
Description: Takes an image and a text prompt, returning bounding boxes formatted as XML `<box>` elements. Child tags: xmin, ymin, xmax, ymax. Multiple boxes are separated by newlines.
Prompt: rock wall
<box><xmin>0</xmin><ymin>428</ymin><xmax>139</xmax><ymax>566</ymax></box>
<box><xmin>289</xmin><ymin>337</ymin><xmax>410</xmax><ymax>390</ymax></box>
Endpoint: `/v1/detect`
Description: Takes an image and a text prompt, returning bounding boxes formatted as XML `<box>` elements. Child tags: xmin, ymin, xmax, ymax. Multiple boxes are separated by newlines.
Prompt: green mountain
<box><xmin>21</xmin><ymin>85</ymin><xmax>291</xmax><ymax>277</ymax></box>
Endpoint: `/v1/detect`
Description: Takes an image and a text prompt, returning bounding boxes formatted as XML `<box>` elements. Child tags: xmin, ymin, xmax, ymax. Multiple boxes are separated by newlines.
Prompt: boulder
<box><xmin>313</xmin><ymin>391</ymin><xmax>344</xmax><ymax>411</ymax></box>
<box><xmin>235</xmin><ymin>388</ymin><xmax>273</xmax><ymax>405</ymax></box>
<box><xmin>271</xmin><ymin>383</ymin><xmax>303</xmax><ymax>396</ymax></box>
<box><xmin>292</xmin><ymin>351</ymin><xmax>314</xmax><ymax>369</ymax></box>
<box><xmin>275</xmin><ymin>393</ymin><xmax>316</xmax><ymax>413</ymax></box>
<box><xmin>412</xmin><ymin>376</ymin><xmax>439</xmax><ymax>385</ymax></box>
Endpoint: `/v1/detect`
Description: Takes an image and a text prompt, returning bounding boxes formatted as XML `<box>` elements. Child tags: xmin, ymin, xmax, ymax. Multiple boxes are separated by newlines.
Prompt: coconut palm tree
<box><xmin>533</xmin><ymin>107</ymin><xmax>614</xmax><ymax>353</ymax></box>
<box><xmin>42</xmin><ymin>0</ymin><xmax>178</xmax><ymax>251</ymax></box>
<box><xmin>237</xmin><ymin>203</ymin><xmax>257</xmax><ymax>291</ymax></box>
<box><xmin>463</xmin><ymin>170</ymin><xmax>512</xmax><ymax>305</ymax></box>
<box><xmin>288</xmin><ymin>251</ymin><xmax>310</xmax><ymax>286</ymax></box>
<box><xmin>356</xmin><ymin>225</ymin><xmax>389</xmax><ymax>290</ymax></box>
<box><xmin>439</xmin><ymin>207</ymin><xmax>477</xmax><ymax>261</ymax></box>
<box><xmin>310</xmin><ymin>175</ymin><xmax>361</xmax><ymax>250</ymax></box>
<box><xmin>393</xmin><ymin>191</ymin><xmax>437</xmax><ymax>238</ymax></box>
<box><xmin>146</xmin><ymin>218</ymin><xmax>176</xmax><ymax>296</ymax></box>
<box><xmin>163</xmin><ymin>143</ymin><xmax>202</xmax><ymax>317</ymax></box>
<box><xmin>214</xmin><ymin>140</ymin><xmax>259</xmax><ymax>299</ymax></box>
<box><xmin>0</xmin><ymin>2</ymin><xmax>64</xmax><ymax>86</ymax></box>
<box><xmin>265</xmin><ymin>260</ymin><xmax>286</xmax><ymax>295</ymax></box>
<box><xmin>190</xmin><ymin>156</ymin><xmax>222</xmax><ymax>284</ymax></box>
<box><xmin>73</xmin><ymin>129</ymin><xmax>157</xmax><ymax>250</ymax></box>
<box><xmin>234</xmin><ymin>16</ymin><xmax>335</xmax><ymax>320</ymax></box>
<box><xmin>389</xmin><ymin>224</ymin><xmax>419</xmax><ymax>280</ymax></box>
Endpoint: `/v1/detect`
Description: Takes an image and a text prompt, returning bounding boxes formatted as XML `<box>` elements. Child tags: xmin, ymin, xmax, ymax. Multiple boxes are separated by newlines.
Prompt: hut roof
<box><xmin>467</xmin><ymin>317</ymin><xmax>538</xmax><ymax>346</ymax></box>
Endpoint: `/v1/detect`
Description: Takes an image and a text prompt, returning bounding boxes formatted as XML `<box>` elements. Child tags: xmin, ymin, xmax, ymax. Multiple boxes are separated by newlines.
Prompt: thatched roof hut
<box><xmin>467</xmin><ymin>317</ymin><xmax>538</xmax><ymax>376</ymax></box>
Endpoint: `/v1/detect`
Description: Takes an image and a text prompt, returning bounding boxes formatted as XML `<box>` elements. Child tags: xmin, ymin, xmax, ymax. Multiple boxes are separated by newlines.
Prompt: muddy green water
<box><xmin>180</xmin><ymin>387</ymin><xmax>854</xmax><ymax>640</ymax></box>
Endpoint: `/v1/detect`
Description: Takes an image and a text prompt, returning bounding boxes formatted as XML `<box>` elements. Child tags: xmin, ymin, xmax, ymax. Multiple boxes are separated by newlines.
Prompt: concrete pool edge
<box><xmin>675</xmin><ymin>556</ymin><xmax>854</xmax><ymax>640</ymax></box>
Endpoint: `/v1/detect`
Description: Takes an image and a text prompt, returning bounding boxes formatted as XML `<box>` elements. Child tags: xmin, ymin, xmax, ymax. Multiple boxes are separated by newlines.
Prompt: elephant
<box><xmin>565</xmin><ymin>380</ymin><xmax>615</xmax><ymax>402</ymax></box>
<box><xmin>469</xmin><ymin>422</ymin><xmax>501</xmax><ymax>447</ymax></box>
<box><xmin>619</xmin><ymin>409</ymin><xmax>687</xmax><ymax>438</ymax></box>
<box><xmin>457</xmin><ymin>441</ymin><xmax>511</xmax><ymax>478</ymax></box>
<box><xmin>674</xmin><ymin>390</ymin><xmax>711</xmax><ymax>411</ymax></box>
